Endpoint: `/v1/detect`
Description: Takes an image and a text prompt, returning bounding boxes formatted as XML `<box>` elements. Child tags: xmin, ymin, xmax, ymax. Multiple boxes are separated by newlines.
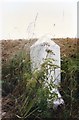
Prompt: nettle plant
<box><xmin>15</xmin><ymin>49</ymin><xmax>60</xmax><ymax>119</ymax></box>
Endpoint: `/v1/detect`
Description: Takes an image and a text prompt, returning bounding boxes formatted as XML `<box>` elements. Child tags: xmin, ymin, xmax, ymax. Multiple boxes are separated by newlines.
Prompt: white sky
<box><xmin>0</xmin><ymin>0</ymin><xmax>78</xmax><ymax>39</ymax></box>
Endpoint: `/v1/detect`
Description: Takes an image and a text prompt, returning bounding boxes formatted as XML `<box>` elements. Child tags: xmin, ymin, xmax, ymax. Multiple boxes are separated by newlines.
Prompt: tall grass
<box><xmin>2</xmin><ymin>49</ymin><xmax>79</xmax><ymax>119</ymax></box>
<box><xmin>2</xmin><ymin>49</ymin><xmax>60</xmax><ymax>119</ymax></box>
<box><xmin>61</xmin><ymin>55</ymin><xmax>79</xmax><ymax>119</ymax></box>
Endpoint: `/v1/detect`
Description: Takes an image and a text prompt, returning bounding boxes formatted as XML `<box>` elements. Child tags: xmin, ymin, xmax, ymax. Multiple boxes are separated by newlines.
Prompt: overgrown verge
<box><xmin>2</xmin><ymin>49</ymin><xmax>60</xmax><ymax>119</ymax></box>
<box><xmin>2</xmin><ymin>49</ymin><xmax>79</xmax><ymax>119</ymax></box>
<box><xmin>61</xmin><ymin>53</ymin><xmax>79</xmax><ymax>119</ymax></box>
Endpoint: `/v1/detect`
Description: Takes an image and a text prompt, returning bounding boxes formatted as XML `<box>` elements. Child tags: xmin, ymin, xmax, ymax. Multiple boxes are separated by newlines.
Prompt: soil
<box><xmin>1</xmin><ymin>38</ymin><xmax>78</xmax><ymax>65</ymax></box>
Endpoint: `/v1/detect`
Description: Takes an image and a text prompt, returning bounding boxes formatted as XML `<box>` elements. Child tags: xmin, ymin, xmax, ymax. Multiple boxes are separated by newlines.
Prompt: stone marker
<box><xmin>30</xmin><ymin>35</ymin><xmax>64</xmax><ymax>108</ymax></box>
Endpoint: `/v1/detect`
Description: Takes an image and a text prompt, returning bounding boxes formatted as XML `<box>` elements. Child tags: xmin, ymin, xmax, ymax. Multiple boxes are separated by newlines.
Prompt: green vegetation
<box><xmin>2</xmin><ymin>49</ymin><xmax>79</xmax><ymax>119</ymax></box>
<box><xmin>61</xmin><ymin>54</ymin><xmax>79</xmax><ymax>119</ymax></box>
<box><xmin>2</xmin><ymin>50</ymin><xmax>60</xmax><ymax>119</ymax></box>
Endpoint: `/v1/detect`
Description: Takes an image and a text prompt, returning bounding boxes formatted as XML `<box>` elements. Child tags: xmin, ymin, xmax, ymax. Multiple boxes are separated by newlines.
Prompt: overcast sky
<box><xmin>0</xmin><ymin>0</ymin><xmax>78</xmax><ymax>39</ymax></box>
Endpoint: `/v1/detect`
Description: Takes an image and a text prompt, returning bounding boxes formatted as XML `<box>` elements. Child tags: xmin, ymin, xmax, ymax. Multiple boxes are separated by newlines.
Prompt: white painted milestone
<box><xmin>30</xmin><ymin>35</ymin><xmax>64</xmax><ymax>108</ymax></box>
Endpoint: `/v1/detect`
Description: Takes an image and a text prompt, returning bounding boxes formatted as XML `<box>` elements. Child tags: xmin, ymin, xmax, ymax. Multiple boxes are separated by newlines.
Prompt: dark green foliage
<box><xmin>61</xmin><ymin>55</ymin><xmax>79</xmax><ymax>118</ymax></box>
<box><xmin>2</xmin><ymin>49</ymin><xmax>59</xmax><ymax>119</ymax></box>
<box><xmin>15</xmin><ymin>53</ymin><xmax>59</xmax><ymax>119</ymax></box>
<box><xmin>2</xmin><ymin>49</ymin><xmax>79</xmax><ymax>119</ymax></box>
<box><xmin>2</xmin><ymin>50</ymin><xmax>31</xmax><ymax>96</ymax></box>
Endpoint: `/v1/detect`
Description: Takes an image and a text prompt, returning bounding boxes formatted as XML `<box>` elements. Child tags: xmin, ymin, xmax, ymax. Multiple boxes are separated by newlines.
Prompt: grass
<box><xmin>2</xmin><ymin>47</ymin><xmax>79</xmax><ymax>119</ymax></box>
